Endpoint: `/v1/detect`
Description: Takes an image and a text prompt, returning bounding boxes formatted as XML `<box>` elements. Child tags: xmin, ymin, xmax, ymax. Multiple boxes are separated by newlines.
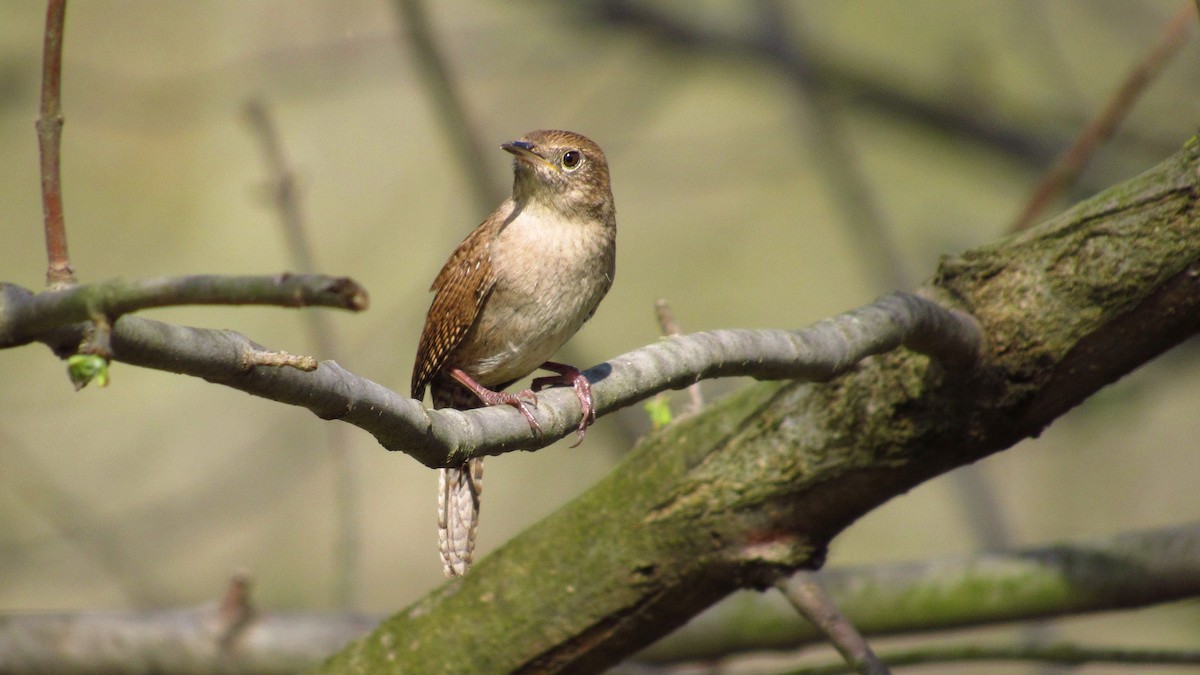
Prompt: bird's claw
<box><xmin>535</xmin><ymin>362</ymin><xmax>595</xmax><ymax>447</ymax></box>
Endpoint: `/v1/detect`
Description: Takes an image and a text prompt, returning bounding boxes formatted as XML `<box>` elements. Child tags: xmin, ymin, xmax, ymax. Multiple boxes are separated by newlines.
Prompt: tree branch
<box><xmin>0</xmin><ymin>273</ymin><xmax>368</xmax><ymax>348</ymax></box>
<box><xmin>311</xmin><ymin>138</ymin><xmax>1200</xmax><ymax>673</ymax></box>
<box><xmin>1</xmin><ymin>284</ymin><xmax>980</xmax><ymax>469</ymax></box>
<box><xmin>777</xmin><ymin>573</ymin><xmax>888</xmax><ymax>675</ymax></box>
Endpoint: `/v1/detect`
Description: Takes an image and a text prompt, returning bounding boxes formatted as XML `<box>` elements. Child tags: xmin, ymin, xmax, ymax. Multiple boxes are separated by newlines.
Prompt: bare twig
<box><xmin>0</xmin><ymin>273</ymin><xmax>367</xmax><ymax>347</ymax></box>
<box><xmin>36</xmin><ymin>0</ymin><xmax>75</xmax><ymax>288</ymax></box>
<box><xmin>244</xmin><ymin>99</ymin><xmax>360</xmax><ymax>609</ymax></box>
<box><xmin>777</xmin><ymin>572</ymin><xmax>889</xmax><ymax>675</ymax></box>
<box><xmin>1011</xmin><ymin>1</ymin><xmax>1196</xmax><ymax>231</ymax></box>
<box><xmin>653</xmin><ymin>298</ymin><xmax>682</xmax><ymax>337</ymax></box>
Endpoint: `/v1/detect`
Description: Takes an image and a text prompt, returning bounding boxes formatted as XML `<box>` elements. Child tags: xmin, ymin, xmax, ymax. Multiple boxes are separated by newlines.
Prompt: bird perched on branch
<box><xmin>412</xmin><ymin>130</ymin><xmax>617</xmax><ymax>576</ymax></box>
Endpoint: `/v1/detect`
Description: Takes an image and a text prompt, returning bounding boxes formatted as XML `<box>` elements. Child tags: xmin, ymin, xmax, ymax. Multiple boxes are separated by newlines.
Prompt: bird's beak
<box><xmin>502</xmin><ymin>140</ymin><xmax>558</xmax><ymax>172</ymax></box>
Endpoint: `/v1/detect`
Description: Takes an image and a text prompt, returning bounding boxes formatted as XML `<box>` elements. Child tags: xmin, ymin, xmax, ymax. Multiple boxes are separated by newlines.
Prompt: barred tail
<box><xmin>437</xmin><ymin>457</ymin><xmax>483</xmax><ymax>576</ymax></box>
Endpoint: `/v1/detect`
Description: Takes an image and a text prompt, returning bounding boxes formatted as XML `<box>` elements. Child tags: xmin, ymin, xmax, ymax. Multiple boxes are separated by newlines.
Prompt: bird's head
<box><xmin>502</xmin><ymin>130</ymin><xmax>614</xmax><ymax>223</ymax></box>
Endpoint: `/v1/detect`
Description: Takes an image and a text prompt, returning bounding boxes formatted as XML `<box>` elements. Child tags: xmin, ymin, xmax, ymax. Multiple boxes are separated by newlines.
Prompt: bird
<box><xmin>411</xmin><ymin>130</ymin><xmax>617</xmax><ymax>576</ymax></box>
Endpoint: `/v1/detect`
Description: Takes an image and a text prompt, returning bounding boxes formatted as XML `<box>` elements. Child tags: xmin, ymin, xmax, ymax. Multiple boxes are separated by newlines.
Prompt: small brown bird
<box><xmin>412</xmin><ymin>130</ymin><xmax>616</xmax><ymax>576</ymax></box>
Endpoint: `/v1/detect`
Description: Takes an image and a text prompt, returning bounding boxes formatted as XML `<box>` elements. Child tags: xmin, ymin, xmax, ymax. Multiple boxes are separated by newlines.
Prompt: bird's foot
<box><xmin>531</xmin><ymin>361</ymin><xmax>594</xmax><ymax>447</ymax></box>
<box><xmin>449</xmin><ymin>368</ymin><xmax>542</xmax><ymax>436</ymax></box>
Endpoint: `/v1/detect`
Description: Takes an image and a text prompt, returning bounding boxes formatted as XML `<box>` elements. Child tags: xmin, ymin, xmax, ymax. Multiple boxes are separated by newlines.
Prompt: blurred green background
<box><xmin>2</xmin><ymin>0</ymin><xmax>1199</xmax><ymax>670</ymax></box>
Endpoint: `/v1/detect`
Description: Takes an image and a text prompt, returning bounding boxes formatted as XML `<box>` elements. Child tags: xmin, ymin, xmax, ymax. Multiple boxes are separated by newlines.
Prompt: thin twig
<box><xmin>244</xmin><ymin>100</ymin><xmax>360</xmax><ymax>609</ymax></box>
<box><xmin>36</xmin><ymin>0</ymin><xmax>75</xmax><ymax>288</ymax></box>
<box><xmin>1011</xmin><ymin>1</ymin><xmax>1196</xmax><ymax>231</ymax></box>
<box><xmin>777</xmin><ymin>572</ymin><xmax>889</xmax><ymax>675</ymax></box>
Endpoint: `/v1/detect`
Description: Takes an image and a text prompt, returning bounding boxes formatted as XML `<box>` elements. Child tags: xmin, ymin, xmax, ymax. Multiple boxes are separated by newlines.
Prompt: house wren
<box><xmin>411</xmin><ymin>130</ymin><xmax>616</xmax><ymax>576</ymax></box>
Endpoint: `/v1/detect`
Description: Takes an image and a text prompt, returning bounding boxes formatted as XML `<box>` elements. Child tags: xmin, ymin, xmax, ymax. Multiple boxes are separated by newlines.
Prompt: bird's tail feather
<box><xmin>438</xmin><ymin>457</ymin><xmax>482</xmax><ymax>576</ymax></box>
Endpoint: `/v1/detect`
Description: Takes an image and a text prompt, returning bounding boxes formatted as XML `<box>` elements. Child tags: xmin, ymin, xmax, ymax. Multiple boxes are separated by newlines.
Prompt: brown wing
<box><xmin>411</xmin><ymin>213</ymin><xmax>503</xmax><ymax>400</ymax></box>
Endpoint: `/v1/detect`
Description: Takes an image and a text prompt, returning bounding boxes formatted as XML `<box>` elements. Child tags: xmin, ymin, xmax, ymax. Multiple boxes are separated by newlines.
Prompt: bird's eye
<box><xmin>561</xmin><ymin>150</ymin><xmax>582</xmax><ymax>171</ymax></box>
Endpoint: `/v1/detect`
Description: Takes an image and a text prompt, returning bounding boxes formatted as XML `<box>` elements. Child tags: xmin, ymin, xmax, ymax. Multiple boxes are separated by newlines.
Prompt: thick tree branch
<box><xmin>311</xmin><ymin>138</ymin><xmax>1200</xmax><ymax>673</ymax></box>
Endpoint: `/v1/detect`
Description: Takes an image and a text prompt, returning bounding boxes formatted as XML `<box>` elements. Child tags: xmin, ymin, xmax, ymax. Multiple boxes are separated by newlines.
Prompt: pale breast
<box><xmin>454</xmin><ymin>202</ymin><xmax>615</xmax><ymax>386</ymax></box>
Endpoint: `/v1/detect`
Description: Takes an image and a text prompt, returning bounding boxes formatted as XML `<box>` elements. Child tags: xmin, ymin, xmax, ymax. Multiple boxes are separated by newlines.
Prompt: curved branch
<box><xmin>402</xmin><ymin>291</ymin><xmax>979</xmax><ymax>465</ymax></box>
<box><xmin>5</xmin><ymin>289</ymin><xmax>978</xmax><ymax>469</ymax></box>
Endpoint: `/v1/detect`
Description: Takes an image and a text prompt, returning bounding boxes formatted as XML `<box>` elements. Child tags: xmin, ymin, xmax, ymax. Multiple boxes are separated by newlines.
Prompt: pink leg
<box><xmin>531</xmin><ymin>361</ymin><xmax>595</xmax><ymax>447</ymax></box>
<box><xmin>449</xmin><ymin>368</ymin><xmax>542</xmax><ymax>437</ymax></box>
